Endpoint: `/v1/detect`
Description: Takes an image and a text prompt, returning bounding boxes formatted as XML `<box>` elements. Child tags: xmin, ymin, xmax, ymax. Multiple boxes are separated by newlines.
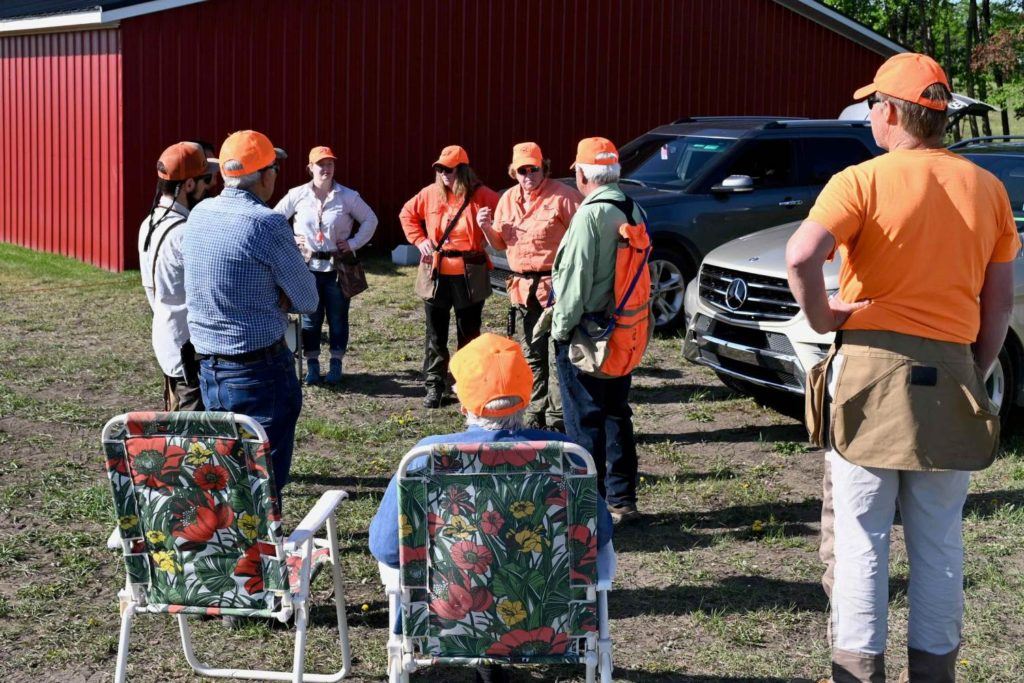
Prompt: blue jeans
<box><xmin>554</xmin><ymin>342</ymin><xmax>638</xmax><ymax>507</ymax></box>
<box><xmin>302</xmin><ymin>271</ymin><xmax>350</xmax><ymax>358</ymax></box>
<box><xmin>199</xmin><ymin>347</ymin><xmax>302</xmax><ymax>500</ymax></box>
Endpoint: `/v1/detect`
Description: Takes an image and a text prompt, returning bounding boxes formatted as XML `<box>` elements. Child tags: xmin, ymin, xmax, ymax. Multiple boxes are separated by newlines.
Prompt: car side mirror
<box><xmin>711</xmin><ymin>174</ymin><xmax>754</xmax><ymax>194</ymax></box>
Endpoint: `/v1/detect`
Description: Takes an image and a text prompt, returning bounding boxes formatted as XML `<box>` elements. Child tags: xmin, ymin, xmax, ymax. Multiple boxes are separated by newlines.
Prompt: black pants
<box><xmin>163</xmin><ymin>374</ymin><xmax>204</xmax><ymax>411</ymax></box>
<box><xmin>423</xmin><ymin>275</ymin><xmax>485</xmax><ymax>391</ymax></box>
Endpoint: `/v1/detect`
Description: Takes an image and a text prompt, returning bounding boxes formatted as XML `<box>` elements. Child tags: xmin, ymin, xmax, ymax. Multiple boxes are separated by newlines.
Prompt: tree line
<box><xmin>825</xmin><ymin>0</ymin><xmax>1024</xmax><ymax>137</ymax></box>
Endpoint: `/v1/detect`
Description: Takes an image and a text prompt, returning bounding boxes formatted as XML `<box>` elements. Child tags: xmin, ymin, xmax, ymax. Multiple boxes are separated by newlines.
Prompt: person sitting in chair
<box><xmin>369</xmin><ymin>332</ymin><xmax>614</xmax><ymax>683</ymax></box>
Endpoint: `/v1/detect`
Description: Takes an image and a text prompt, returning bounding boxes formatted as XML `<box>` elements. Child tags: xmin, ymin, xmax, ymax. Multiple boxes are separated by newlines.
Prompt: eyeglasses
<box><xmin>866</xmin><ymin>94</ymin><xmax>880</xmax><ymax>110</ymax></box>
<box><xmin>260</xmin><ymin>163</ymin><xmax>280</xmax><ymax>175</ymax></box>
<box><xmin>434</xmin><ymin>165</ymin><xmax>456</xmax><ymax>175</ymax></box>
<box><xmin>516</xmin><ymin>166</ymin><xmax>541</xmax><ymax>176</ymax></box>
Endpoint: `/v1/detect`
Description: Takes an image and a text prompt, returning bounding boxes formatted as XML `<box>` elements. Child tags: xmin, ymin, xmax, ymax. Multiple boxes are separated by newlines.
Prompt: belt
<box><xmin>198</xmin><ymin>339</ymin><xmax>289</xmax><ymax>365</ymax></box>
<box><xmin>310</xmin><ymin>251</ymin><xmax>336</xmax><ymax>260</ymax></box>
<box><xmin>438</xmin><ymin>249</ymin><xmax>486</xmax><ymax>258</ymax></box>
<box><xmin>511</xmin><ymin>269</ymin><xmax>552</xmax><ymax>278</ymax></box>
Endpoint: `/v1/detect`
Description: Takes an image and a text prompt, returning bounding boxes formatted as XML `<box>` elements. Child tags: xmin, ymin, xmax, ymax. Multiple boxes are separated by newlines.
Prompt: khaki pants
<box><xmin>163</xmin><ymin>374</ymin><xmax>204</xmax><ymax>411</ymax></box>
<box><xmin>518</xmin><ymin>295</ymin><xmax>562</xmax><ymax>429</ymax></box>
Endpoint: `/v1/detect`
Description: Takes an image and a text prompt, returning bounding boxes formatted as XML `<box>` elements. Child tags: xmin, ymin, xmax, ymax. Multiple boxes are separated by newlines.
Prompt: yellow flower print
<box><xmin>509</xmin><ymin>500</ymin><xmax>536</xmax><ymax>519</ymax></box>
<box><xmin>146</xmin><ymin>530</ymin><xmax>167</xmax><ymax>544</ymax></box>
<box><xmin>118</xmin><ymin>515</ymin><xmax>139</xmax><ymax>531</ymax></box>
<box><xmin>399</xmin><ymin>514</ymin><xmax>413</xmax><ymax>538</ymax></box>
<box><xmin>186</xmin><ymin>441</ymin><xmax>213</xmax><ymax>466</ymax></box>
<box><xmin>237</xmin><ymin>513</ymin><xmax>260</xmax><ymax>541</ymax></box>
<box><xmin>151</xmin><ymin>550</ymin><xmax>180</xmax><ymax>575</ymax></box>
<box><xmin>444</xmin><ymin>516</ymin><xmax>477</xmax><ymax>540</ymax></box>
<box><xmin>514</xmin><ymin>528</ymin><xmax>543</xmax><ymax>553</ymax></box>
<box><xmin>497</xmin><ymin>599</ymin><xmax>527</xmax><ymax>627</ymax></box>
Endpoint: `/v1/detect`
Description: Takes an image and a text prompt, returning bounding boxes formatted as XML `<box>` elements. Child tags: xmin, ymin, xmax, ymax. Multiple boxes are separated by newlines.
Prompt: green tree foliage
<box><xmin>824</xmin><ymin>0</ymin><xmax>1024</xmax><ymax>134</ymax></box>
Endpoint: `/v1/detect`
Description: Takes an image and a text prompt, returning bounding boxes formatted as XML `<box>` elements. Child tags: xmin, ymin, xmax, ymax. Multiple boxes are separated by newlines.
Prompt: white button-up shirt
<box><xmin>136</xmin><ymin>199</ymin><xmax>191</xmax><ymax>377</ymax></box>
<box><xmin>274</xmin><ymin>181</ymin><xmax>378</xmax><ymax>272</ymax></box>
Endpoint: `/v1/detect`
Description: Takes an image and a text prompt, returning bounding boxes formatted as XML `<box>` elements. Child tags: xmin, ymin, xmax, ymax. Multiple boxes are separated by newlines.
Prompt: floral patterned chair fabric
<box><xmin>385</xmin><ymin>441</ymin><xmax>613</xmax><ymax>682</ymax></box>
<box><xmin>102</xmin><ymin>411</ymin><xmax>352</xmax><ymax>683</ymax></box>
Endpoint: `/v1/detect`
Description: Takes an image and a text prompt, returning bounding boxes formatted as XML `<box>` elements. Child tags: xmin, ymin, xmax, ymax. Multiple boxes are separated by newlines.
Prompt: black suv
<box><xmin>489</xmin><ymin>117</ymin><xmax>882</xmax><ymax>331</ymax></box>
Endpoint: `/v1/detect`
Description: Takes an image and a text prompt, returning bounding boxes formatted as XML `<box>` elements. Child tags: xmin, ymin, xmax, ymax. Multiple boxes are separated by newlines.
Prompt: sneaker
<box><xmin>304</xmin><ymin>359</ymin><xmax>322</xmax><ymax>385</ymax></box>
<box><xmin>325</xmin><ymin>357</ymin><xmax>343</xmax><ymax>385</ymax></box>
<box><xmin>423</xmin><ymin>388</ymin><xmax>443</xmax><ymax>409</ymax></box>
<box><xmin>608</xmin><ymin>503</ymin><xmax>640</xmax><ymax>525</ymax></box>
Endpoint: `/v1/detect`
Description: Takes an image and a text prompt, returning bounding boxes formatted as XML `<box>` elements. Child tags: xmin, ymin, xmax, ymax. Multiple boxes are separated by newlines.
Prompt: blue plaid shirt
<box><xmin>182</xmin><ymin>188</ymin><xmax>318</xmax><ymax>355</ymax></box>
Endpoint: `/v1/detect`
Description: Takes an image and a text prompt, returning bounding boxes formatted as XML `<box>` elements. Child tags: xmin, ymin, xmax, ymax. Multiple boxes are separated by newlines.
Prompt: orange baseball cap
<box><xmin>156</xmin><ymin>142</ymin><xmax>214</xmax><ymax>181</ymax></box>
<box><xmin>571</xmin><ymin>137</ymin><xmax>619</xmax><ymax>169</ymax></box>
<box><xmin>853</xmin><ymin>52</ymin><xmax>950</xmax><ymax>111</ymax></box>
<box><xmin>433</xmin><ymin>145</ymin><xmax>470</xmax><ymax>169</ymax></box>
<box><xmin>511</xmin><ymin>142</ymin><xmax>543</xmax><ymax>169</ymax></box>
<box><xmin>449</xmin><ymin>333</ymin><xmax>533</xmax><ymax>418</ymax></box>
<box><xmin>309</xmin><ymin>145</ymin><xmax>336</xmax><ymax>164</ymax></box>
<box><xmin>219</xmin><ymin>130</ymin><xmax>287</xmax><ymax>178</ymax></box>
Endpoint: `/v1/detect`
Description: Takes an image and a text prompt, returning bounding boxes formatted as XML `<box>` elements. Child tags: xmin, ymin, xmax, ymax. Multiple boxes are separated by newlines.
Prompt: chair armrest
<box><xmin>106</xmin><ymin>526</ymin><xmax>121</xmax><ymax>550</ymax></box>
<box><xmin>597</xmin><ymin>540</ymin><xmax>616</xmax><ymax>591</ymax></box>
<box><xmin>286</xmin><ymin>489</ymin><xmax>348</xmax><ymax>548</ymax></box>
<box><xmin>379</xmin><ymin>561</ymin><xmax>401</xmax><ymax>590</ymax></box>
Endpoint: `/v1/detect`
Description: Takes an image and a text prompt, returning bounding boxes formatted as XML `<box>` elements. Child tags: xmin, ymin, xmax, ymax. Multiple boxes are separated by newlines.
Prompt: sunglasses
<box><xmin>198</xmin><ymin>174</ymin><xmax>213</xmax><ymax>184</ymax></box>
<box><xmin>516</xmin><ymin>166</ymin><xmax>541</xmax><ymax>176</ymax></box>
<box><xmin>434</xmin><ymin>165</ymin><xmax>456</xmax><ymax>175</ymax></box>
<box><xmin>866</xmin><ymin>94</ymin><xmax>880</xmax><ymax>109</ymax></box>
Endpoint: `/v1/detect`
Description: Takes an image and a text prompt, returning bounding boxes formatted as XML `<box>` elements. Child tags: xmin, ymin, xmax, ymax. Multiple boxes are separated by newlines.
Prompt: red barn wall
<box><xmin>2</xmin><ymin>0</ymin><xmax>887</xmax><ymax>271</ymax></box>
<box><xmin>0</xmin><ymin>29</ymin><xmax>123</xmax><ymax>270</ymax></box>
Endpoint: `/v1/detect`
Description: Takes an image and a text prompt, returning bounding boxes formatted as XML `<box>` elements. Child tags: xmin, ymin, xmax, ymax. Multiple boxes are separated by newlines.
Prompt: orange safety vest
<box><xmin>579</xmin><ymin>196</ymin><xmax>652</xmax><ymax>377</ymax></box>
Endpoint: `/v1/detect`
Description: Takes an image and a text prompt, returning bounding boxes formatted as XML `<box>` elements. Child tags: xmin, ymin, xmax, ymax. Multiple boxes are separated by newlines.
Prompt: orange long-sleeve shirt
<box><xmin>399</xmin><ymin>184</ymin><xmax>499</xmax><ymax>275</ymax></box>
<box><xmin>482</xmin><ymin>179</ymin><xmax>582</xmax><ymax>306</ymax></box>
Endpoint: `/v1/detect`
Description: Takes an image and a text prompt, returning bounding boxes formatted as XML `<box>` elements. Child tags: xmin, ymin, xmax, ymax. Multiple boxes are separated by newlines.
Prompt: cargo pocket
<box><xmin>830</xmin><ymin>355</ymin><xmax>999</xmax><ymax>470</ymax></box>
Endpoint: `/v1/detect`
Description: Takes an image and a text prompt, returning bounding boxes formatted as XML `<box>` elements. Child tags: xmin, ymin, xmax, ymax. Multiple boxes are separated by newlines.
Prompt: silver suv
<box><xmin>681</xmin><ymin>138</ymin><xmax>1024</xmax><ymax>424</ymax></box>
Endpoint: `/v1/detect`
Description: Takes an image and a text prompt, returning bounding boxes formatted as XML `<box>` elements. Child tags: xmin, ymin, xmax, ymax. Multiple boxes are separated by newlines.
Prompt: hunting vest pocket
<box><xmin>830</xmin><ymin>351</ymin><xmax>999</xmax><ymax>471</ymax></box>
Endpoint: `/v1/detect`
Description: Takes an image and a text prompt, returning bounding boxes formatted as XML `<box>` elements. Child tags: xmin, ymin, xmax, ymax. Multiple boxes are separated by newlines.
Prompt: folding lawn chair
<box><xmin>101</xmin><ymin>411</ymin><xmax>352</xmax><ymax>683</ymax></box>
<box><xmin>379</xmin><ymin>440</ymin><xmax>614</xmax><ymax>682</ymax></box>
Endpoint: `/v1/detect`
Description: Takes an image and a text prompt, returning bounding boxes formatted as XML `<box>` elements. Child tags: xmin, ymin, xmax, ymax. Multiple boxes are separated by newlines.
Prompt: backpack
<box><xmin>569</xmin><ymin>196</ymin><xmax>653</xmax><ymax>378</ymax></box>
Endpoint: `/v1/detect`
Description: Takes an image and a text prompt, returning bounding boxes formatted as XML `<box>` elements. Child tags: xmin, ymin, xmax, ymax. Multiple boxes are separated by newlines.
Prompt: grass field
<box><xmin>0</xmin><ymin>242</ymin><xmax>1022</xmax><ymax>682</ymax></box>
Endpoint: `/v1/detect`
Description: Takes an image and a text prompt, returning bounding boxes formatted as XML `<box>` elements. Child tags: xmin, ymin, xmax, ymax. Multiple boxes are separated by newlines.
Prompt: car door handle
<box><xmin>778</xmin><ymin>199</ymin><xmax>804</xmax><ymax>207</ymax></box>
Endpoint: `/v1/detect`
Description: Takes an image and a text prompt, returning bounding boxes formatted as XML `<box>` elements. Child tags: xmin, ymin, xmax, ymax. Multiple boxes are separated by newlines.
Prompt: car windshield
<box><xmin>962</xmin><ymin>151</ymin><xmax>1024</xmax><ymax>222</ymax></box>
<box><xmin>620</xmin><ymin>135</ymin><xmax>736</xmax><ymax>190</ymax></box>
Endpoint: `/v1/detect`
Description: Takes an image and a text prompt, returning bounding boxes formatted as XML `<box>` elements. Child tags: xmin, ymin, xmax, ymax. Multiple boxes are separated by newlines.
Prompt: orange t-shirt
<box><xmin>808</xmin><ymin>148</ymin><xmax>1021</xmax><ymax>343</ymax></box>
<box><xmin>399</xmin><ymin>184</ymin><xmax>500</xmax><ymax>275</ymax></box>
<box><xmin>485</xmin><ymin>179</ymin><xmax>583</xmax><ymax>306</ymax></box>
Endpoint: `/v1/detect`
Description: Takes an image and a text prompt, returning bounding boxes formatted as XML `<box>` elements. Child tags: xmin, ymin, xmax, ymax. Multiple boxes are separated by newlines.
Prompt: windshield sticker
<box><xmin>692</xmin><ymin>143</ymin><xmax>722</xmax><ymax>151</ymax></box>
<box><xmin>660</xmin><ymin>145</ymin><xmax>669</xmax><ymax>160</ymax></box>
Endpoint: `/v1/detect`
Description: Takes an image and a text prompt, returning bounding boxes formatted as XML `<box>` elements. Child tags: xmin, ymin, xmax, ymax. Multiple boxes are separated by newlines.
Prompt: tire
<box><xmin>987</xmin><ymin>346</ymin><xmax>1017</xmax><ymax>432</ymax></box>
<box><xmin>648</xmin><ymin>245</ymin><xmax>691</xmax><ymax>333</ymax></box>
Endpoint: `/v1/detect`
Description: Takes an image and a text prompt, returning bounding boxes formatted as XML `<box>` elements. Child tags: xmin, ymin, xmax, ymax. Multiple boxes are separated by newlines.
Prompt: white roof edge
<box><xmin>0</xmin><ymin>0</ymin><xmax>205</xmax><ymax>36</ymax></box>
<box><xmin>773</xmin><ymin>0</ymin><xmax>908</xmax><ymax>57</ymax></box>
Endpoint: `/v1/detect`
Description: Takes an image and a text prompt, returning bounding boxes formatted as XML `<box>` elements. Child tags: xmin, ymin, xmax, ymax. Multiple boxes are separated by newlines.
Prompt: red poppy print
<box><xmin>234</xmin><ymin>544</ymin><xmax>264</xmax><ymax>594</ymax></box>
<box><xmin>399</xmin><ymin>544</ymin><xmax>427</xmax><ymax>564</ymax></box>
<box><xmin>469</xmin><ymin>586</ymin><xmax>494</xmax><ymax>612</ymax></box>
<box><xmin>485</xmin><ymin>627</ymin><xmax>569</xmax><ymax>658</ymax></box>
<box><xmin>125</xmin><ymin>411</ymin><xmax>158</xmax><ymax>435</ymax></box>
<box><xmin>479</xmin><ymin>445</ymin><xmax>537</xmax><ymax>467</ymax></box>
<box><xmin>214</xmin><ymin>438</ymin><xmax>238</xmax><ymax>458</ymax></box>
<box><xmin>450</xmin><ymin>541</ymin><xmax>493</xmax><ymax>574</ymax></box>
<box><xmin>443</xmin><ymin>485</ymin><xmax>475</xmax><ymax>516</ymax></box>
<box><xmin>480</xmin><ymin>510</ymin><xmax>504</xmax><ymax>536</ymax></box>
<box><xmin>127</xmin><ymin>437</ymin><xmax>185</xmax><ymax>490</ymax></box>
<box><xmin>428</xmin><ymin>513</ymin><xmax>444</xmax><ymax>537</ymax></box>
<box><xmin>430</xmin><ymin>583</ymin><xmax>473</xmax><ymax>621</ymax></box>
<box><xmin>569</xmin><ymin>524</ymin><xmax>597</xmax><ymax>584</ymax></box>
<box><xmin>194</xmin><ymin>463</ymin><xmax>229</xmax><ymax>491</ymax></box>
<box><xmin>171</xmin><ymin>491</ymin><xmax>236</xmax><ymax>549</ymax></box>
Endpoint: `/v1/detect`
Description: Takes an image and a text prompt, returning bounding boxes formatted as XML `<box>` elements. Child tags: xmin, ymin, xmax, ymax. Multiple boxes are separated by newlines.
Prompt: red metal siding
<box><xmin>0</xmin><ymin>29</ymin><xmax>123</xmax><ymax>270</ymax></box>
<box><xmin>118</xmin><ymin>0</ymin><xmax>885</xmax><ymax>269</ymax></box>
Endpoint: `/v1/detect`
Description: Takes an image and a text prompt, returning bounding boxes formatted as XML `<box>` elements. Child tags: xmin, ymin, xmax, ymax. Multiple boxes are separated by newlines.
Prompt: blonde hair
<box><xmin>435</xmin><ymin>164</ymin><xmax>479</xmax><ymax>199</ymax></box>
<box><xmin>879</xmin><ymin>83</ymin><xmax>951</xmax><ymax>142</ymax></box>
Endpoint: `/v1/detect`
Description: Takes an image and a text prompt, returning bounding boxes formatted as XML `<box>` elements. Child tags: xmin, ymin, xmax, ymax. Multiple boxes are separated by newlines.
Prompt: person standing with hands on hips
<box><xmin>399</xmin><ymin>145</ymin><xmax>499</xmax><ymax>409</ymax></box>
<box><xmin>478</xmin><ymin>142</ymin><xmax>582</xmax><ymax>431</ymax></box>
<box><xmin>275</xmin><ymin>146</ymin><xmax>378</xmax><ymax>385</ymax></box>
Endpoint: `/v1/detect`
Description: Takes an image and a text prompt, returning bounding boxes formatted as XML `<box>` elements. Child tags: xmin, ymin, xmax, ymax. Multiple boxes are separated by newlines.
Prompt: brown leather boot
<box><xmin>901</xmin><ymin>645</ymin><xmax>958</xmax><ymax>683</ymax></box>
<box><xmin>832</xmin><ymin>648</ymin><xmax>885</xmax><ymax>683</ymax></box>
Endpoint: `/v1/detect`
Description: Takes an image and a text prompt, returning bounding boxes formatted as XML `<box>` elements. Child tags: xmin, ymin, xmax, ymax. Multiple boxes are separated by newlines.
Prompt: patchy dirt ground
<box><xmin>1</xmin><ymin>245</ymin><xmax>1022</xmax><ymax>682</ymax></box>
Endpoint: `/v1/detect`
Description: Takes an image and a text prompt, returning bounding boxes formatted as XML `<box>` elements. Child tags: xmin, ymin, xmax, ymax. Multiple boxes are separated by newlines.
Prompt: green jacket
<box><xmin>551</xmin><ymin>184</ymin><xmax>642</xmax><ymax>341</ymax></box>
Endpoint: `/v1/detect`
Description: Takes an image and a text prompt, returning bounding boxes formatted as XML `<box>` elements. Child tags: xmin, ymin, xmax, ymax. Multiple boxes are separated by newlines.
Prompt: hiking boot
<box><xmin>608</xmin><ymin>504</ymin><xmax>640</xmax><ymax>525</ymax></box>
<box><xmin>325</xmin><ymin>357</ymin><xmax>343</xmax><ymax>384</ymax></box>
<box><xmin>304</xmin><ymin>359</ymin><xmax>322</xmax><ymax>385</ymax></box>
<box><xmin>423</xmin><ymin>387</ymin><xmax>443</xmax><ymax>409</ymax></box>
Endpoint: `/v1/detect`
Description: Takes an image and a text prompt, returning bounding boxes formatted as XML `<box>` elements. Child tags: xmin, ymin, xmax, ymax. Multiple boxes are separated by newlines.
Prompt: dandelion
<box><xmin>751</xmin><ymin>520</ymin><xmax>765</xmax><ymax>533</ymax></box>
<box><xmin>361</xmin><ymin>603</ymin><xmax>370</xmax><ymax>613</ymax></box>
